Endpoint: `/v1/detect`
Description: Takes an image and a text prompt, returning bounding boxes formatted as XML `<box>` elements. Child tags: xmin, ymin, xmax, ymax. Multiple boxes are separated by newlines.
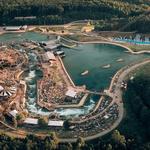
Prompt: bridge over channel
<box><xmin>85</xmin><ymin>90</ymin><xmax>109</xmax><ymax>96</ymax></box>
<box><xmin>58</xmin><ymin>36</ymin><xmax>77</xmax><ymax>48</ymax></box>
<box><xmin>43</xmin><ymin>36</ymin><xmax>77</xmax><ymax>49</ymax></box>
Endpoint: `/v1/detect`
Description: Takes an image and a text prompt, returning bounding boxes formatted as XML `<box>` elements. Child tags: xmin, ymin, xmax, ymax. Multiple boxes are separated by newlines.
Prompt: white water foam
<box><xmin>28</xmin><ymin>97</ymin><xmax>35</xmax><ymax>103</ymax></box>
<box><xmin>28</xmin><ymin>70</ymin><xmax>36</xmax><ymax>78</ymax></box>
<box><xmin>25</xmin><ymin>70</ymin><xmax>36</xmax><ymax>81</ymax></box>
<box><xmin>28</xmin><ymin>84</ymin><xmax>36</xmax><ymax>89</ymax></box>
<box><xmin>27</xmin><ymin>103</ymin><xmax>51</xmax><ymax>116</ymax></box>
<box><xmin>27</xmin><ymin>102</ymin><xmax>37</xmax><ymax>111</ymax></box>
<box><xmin>29</xmin><ymin>53</ymin><xmax>37</xmax><ymax>62</ymax></box>
<box><xmin>27</xmin><ymin>97</ymin><xmax>96</xmax><ymax>117</ymax></box>
<box><xmin>55</xmin><ymin>98</ymin><xmax>95</xmax><ymax>117</ymax></box>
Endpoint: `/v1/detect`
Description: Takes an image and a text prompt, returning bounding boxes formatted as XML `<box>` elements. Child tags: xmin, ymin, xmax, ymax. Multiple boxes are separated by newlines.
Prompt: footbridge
<box><xmin>59</xmin><ymin>36</ymin><xmax>77</xmax><ymax>48</ymax></box>
<box><xmin>85</xmin><ymin>90</ymin><xmax>108</xmax><ymax>96</ymax></box>
<box><xmin>42</xmin><ymin>36</ymin><xmax>78</xmax><ymax>49</ymax></box>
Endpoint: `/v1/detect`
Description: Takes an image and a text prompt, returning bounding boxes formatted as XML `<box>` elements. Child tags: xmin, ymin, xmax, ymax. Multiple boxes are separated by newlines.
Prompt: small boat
<box><xmin>102</xmin><ymin>64</ymin><xmax>111</xmax><ymax>69</ymax></box>
<box><xmin>116</xmin><ymin>58</ymin><xmax>124</xmax><ymax>62</ymax></box>
<box><xmin>81</xmin><ymin>70</ymin><xmax>89</xmax><ymax>76</ymax></box>
<box><xmin>60</xmin><ymin>54</ymin><xmax>66</xmax><ymax>58</ymax></box>
<box><xmin>56</xmin><ymin>50</ymin><xmax>65</xmax><ymax>55</ymax></box>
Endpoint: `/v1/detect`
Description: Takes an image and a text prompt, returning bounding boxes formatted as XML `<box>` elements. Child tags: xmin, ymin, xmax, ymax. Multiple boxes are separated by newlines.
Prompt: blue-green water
<box><xmin>0</xmin><ymin>32</ymin><xmax>149</xmax><ymax>117</ymax></box>
<box><xmin>0</xmin><ymin>32</ymin><xmax>48</xmax><ymax>42</ymax></box>
<box><xmin>62</xmin><ymin>44</ymin><xmax>149</xmax><ymax>91</ymax></box>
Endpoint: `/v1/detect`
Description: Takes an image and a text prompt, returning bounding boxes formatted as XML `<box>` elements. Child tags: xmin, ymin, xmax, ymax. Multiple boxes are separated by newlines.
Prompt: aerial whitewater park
<box><xmin>0</xmin><ymin>0</ymin><xmax>150</xmax><ymax>149</ymax></box>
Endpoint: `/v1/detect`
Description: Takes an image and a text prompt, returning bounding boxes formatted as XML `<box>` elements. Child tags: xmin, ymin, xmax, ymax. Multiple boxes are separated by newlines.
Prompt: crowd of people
<box><xmin>38</xmin><ymin>57</ymin><xmax>85</xmax><ymax>106</ymax></box>
<box><xmin>39</xmin><ymin>78</ymin><xmax>67</xmax><ymax>105</ymax></box>
<box><xmin>39</xmin><ymin>77</ymin><xmax>84</xmax><ymax>105</ymax></box>
<box><xmin>38</xmin><ymin>61</ymin><xmax>68</xmax><ymax>105</ymax></box>
<box><xmin>59</xmin><ymin>103</ymin><xmax>119</xmax><ymax>138</ymax></box>
<box><xmin>71</xmin><ymin>95</ymin><xmax>112</xmax><ymax>123</ymax></box>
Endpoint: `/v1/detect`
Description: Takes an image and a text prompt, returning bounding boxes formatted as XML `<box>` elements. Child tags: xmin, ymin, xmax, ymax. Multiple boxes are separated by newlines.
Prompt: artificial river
<box><xmin>0</xmin><ymin>32</ymin><xmax>149</xmax><ymax>117</ymax></box>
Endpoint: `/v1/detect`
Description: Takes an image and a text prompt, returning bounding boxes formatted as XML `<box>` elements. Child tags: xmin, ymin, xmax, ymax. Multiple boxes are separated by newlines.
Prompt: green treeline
<box><xmin>122</xmin><ymin>72</ymin><xmax>150</xmax><ymax>141</ymax></box>
<box><xmin>0</xmin><ymin>0</ymin><xmax>150</xmax><ymax>32</ymax></box>
<box><xmin>0</xmin><ymin>129</ymin><xmax>150</xmax><ymax>150</ymax></box>
<box><xmin>118</xmin><ymin>66</ymin><xmax>150</xmax><ymax>150</ymax></box>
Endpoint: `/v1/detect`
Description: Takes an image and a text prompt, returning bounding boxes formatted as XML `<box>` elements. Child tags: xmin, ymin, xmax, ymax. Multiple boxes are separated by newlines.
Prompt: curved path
<box><xmin>60</xmin><ymin>58</ymin><xmax>150</xmax><ymax>143</ymax></box>
<box><xmin>60</xmin><ymin>37</ymin><xmax>150</xmax><ymax>54</ymax></box>
<box><xmin>0</xmin><ymin>121</ymin><xmax>16</xmax><ymax>131</ymax></box>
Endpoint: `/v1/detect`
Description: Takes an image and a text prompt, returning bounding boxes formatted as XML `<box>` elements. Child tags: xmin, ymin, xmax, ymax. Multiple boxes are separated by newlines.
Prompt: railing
<box><xmin>59</xmin><ymin>37</ymin><xmax>77</xmax><ymax>48</ymax></box>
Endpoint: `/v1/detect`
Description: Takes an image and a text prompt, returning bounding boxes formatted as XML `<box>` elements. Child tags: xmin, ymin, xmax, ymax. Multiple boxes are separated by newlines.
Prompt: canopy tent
<box><xmin>48</xmin><ymin>120</ymin><xmax>64</xmax><ymax>127</ymax></box>
<box><xmin>45</xmin><ymin>52</ymin><xmax>56</xmax><ymax>61</ymax></box>
<box><xmin>24</xmin><ymin>118</ymin><xmax>38</xmax><ymax>125</ymax></box>
<box><xmin>65</xmin><ymin>89</ymin><xmax>77</xmax><ymax>98</ymax></box>
<box><xmin>0</xmin><ymin>85</ymin><xmax>4</xmax><ymax>92</ymax></box>
<box><xmin>9</xmin><ymin>110</ymin><xmax>18</xmax><ymax>118</ymax></box>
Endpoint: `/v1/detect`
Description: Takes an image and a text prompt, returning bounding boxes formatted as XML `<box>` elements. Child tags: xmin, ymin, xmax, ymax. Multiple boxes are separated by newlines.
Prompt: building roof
<box><xmin>6</xmin><ymin>91</ymin><xmax>12</xmax><ymax>96</ymax></box>
<box><xmin>3</xmin><ymin>91</ymin><xmax>8</xmax><ymax>96</ymax></box>
<box><xmin>45</xmin><ymin>52</ymin><xmax>56</xmax><ymax>60</ymax></box>
<box><xmin>0</xmin><ymin>91</ymin><xmax>8</xmax><ymax>97</ymax></box>
<box><xmin>5</xmin><ymin>26</ymin><xmax>21</xmax><ymax>31</ymax></box>
<box><xmin>0</xmin><ymin>86</ymin><xmax>16</xmax><ymax>97</ymax></box>
<box><xmin>0</xmin><ymin>85</ymin><xmax>4</xmax><ymax>92</ymax></box>
<box><xmin>0</xmin><ymin>92</ymin><xmax>3</xmax><ymax>97</ymax></box>
<box><xmin>65</xmin><ymin>89</ymin><xmax>77</xmax><ymax>98</ymax></box>
<box><xmin>15</xmin><ymin>16</ymin><xmax>36</xmax><ymax>20</ymax></box>
<box><xmin>42</xmin><ymin>40</ymin><xmax>57</xmax><ymax>45</ymax></box>
<box><xmin>56</xmin><ymin>51</ymin><xmax>64</xmax><ymax>55</ymax></box>
<box><xmin>24</xmin><ymin>118</ymin><xmax>38</xmax><ymax>125</ymax></box>
<box><xmin>9</xmin><ymin>110</ymin><xmax>18</xmax><ymax>117</ymax></box>
<box><xmin>104</xmin><ymin>115</ymin><xmax>109</xmax><ymax>119</ymax></box>
<box><xmin>48</xmin><ymin>120</ymin><xmax>64</xmax><ymax>127</ymax></box>
<box><xmin>45</xmin><ymin>44</ymin><xmax>60</xmax><ymax>50</ymax></box>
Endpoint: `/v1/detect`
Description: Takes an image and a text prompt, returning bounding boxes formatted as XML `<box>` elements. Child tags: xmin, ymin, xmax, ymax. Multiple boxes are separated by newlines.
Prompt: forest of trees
<box><xmin>0</xmin><ymin>129</ymin><xmax>150</xmax><ymax>150</ymax></box>
<box><xmin>0</xmin><ymin>0</ymin><xmax>150</xmax><ymax>32</ymax></box>
<box><xmin>117</xmin><ymin>66</ymin><xmax>150</xmax><ymax>150</ymax></box>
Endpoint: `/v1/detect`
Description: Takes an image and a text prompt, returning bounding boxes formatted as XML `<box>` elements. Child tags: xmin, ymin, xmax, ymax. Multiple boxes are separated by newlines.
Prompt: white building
<box><xmin>65</xmin><ymin>89</ymin><xmax>77</xmax><ymax>98</ymax></box>
<box><xmin>42</xmin><ymin>52</ymin><xmax>56</xmax><ymax>62</ymax></box>
<box><xmin>21</xmin><ymin>25</ymin><xmax>28</xmax><ymax>30</ymax></box>
<box><xmin>46</xmin><ymin>52</ymin><xmax>56</xmax><ymax>60</ymax></box>
<box><xmin>9</xmin><ymin>110</ymin><xmax>18</xmax><ymax>118</ymax></box>
<box><xmin>24</xmin><ymin>118</ymin><xmax>38</xmax><ymax>125</ymax></box>
<box><xmin>48</xmin><ymin>120</ymin><xmax>64</xmax><ymax>127</ymax></box>
<box><xmin>4</xmin><ymin>26</ymin><xmax>21</xmax><ymax>31</ymax></box>
<box><xmin>0</xmin><ymin>85</ymin><xmax>16</xmax><ymax>97</ymax></box>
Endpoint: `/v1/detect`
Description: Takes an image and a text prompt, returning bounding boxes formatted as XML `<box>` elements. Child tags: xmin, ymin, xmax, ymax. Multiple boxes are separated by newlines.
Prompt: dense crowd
<box><xmin>59</xmin><ymin>103</ymin><xmax>119</xmax><ymax>138</ymax></box>
<box><xmin>40</xmin><ymin>78</ymin><xmax>67</xmax><ymax>104</ymax></box>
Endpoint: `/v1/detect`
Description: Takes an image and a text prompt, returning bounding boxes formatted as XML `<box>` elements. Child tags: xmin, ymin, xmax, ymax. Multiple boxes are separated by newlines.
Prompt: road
<box><xmin>60</xmin><ymin>58</ymin><xmax>150</xmax><ymax>142</ymax></box>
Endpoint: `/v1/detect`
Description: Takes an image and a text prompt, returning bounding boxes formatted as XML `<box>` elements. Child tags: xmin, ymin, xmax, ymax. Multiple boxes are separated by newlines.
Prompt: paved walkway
<box><xmin>61</xmin><ymin>37</ymin><xmax>150</xmax><ymax>54</ymax></box>
<box><xmin>60</xmin><ymin>58</ymin><xmax>150</xmax><ymax>142</ymax></box>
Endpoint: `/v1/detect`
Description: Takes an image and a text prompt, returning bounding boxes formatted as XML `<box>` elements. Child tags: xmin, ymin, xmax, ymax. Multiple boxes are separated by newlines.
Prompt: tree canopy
<box><xmin>0</xmin><ymin>0</ymin><xmax>149</xmax><ymax>33</ymax></box>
